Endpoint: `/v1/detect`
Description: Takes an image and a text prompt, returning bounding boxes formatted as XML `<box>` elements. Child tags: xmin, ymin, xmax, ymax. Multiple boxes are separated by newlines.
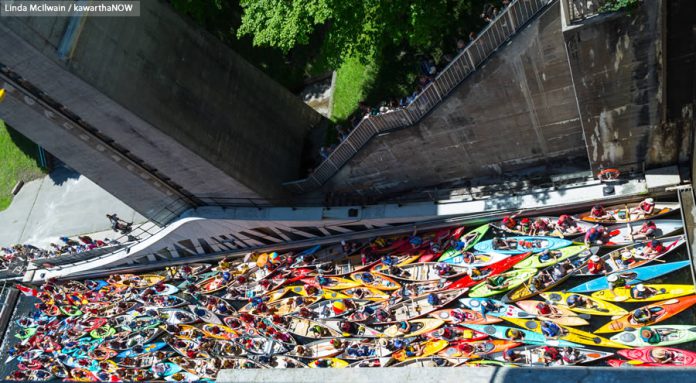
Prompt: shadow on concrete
<box><xmin>48</xmin><ymin>166</ymin><xmax>80</xmax><ymax>186</ymax></box>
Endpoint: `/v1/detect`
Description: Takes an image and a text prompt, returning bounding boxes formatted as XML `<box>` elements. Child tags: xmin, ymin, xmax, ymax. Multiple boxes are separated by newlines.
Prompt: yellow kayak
<box><xmin>540</xmin><ymin>291</ymin><xmax>628</xmax><ymax>316</ymax></box>
<box><xmin>591</xmin><ymin>284</ymin><xmax>696</xmax><ymax>303</ymax></box>
<box><xmin>308</xmin><ymin>358</ymin><xmax>349</xmax><ymax>368</ymax></box>
<box><xmin>503</xmin><ymin>317</ymin><xmax>630</xmax><ymax>349</ymax></box>
<box><xmin>201</xmin><ymin>324</ymin><xmax>239</xmax><ymax>340</ymax></box>
<box><xmin>324</xmin><ymin>287</ymin><xmax>389</xmax><ymax>301</ymax></box>
<box><xmin>382</xmin><ymin>318</ymin><xmax>445</xmax><ymax>338</ymax></box>
<box><xmin>393</xmin><ymin>339</ymin><xmax>449</xmax><ymax>361</ymax></box>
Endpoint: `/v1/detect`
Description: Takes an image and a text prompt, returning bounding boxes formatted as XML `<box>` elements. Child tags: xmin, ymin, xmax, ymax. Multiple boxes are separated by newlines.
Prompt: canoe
<box><xmin>307</xmin><ymin>358</ymin><xmax>349</xmax><ymax>368</ymax></box>
<box><xmin>459</xmin><ymin>297</ymin><xmax>535</xmax><ymax>318</ymax></box>
<box><xmin>463</xmin><ymin>324</ymin><xmax>579</xmax><ymax>348</ymax></box>
<box><xmin>595</xmin><ymin>220</ymin><xmax>684</xmax><ymax>247</ymax></box>
<box><xmin>142</xmin><ymin>283</ymin><xmax>179</xmax><ymax>296</ymax></box>
<box><xmin>568</xmin><ymin>261</ymin><xmax>691</xmax><ymax>293</ymax></box>
<box><xmin>513</xmin><ymin>245</ymin><xmax>591</xmax><ymax>269</ymax></box>
<box><xmin>372</xmin><ymin>262</ymin><xmax>471</xmax><ymax>282</ymax></box>
<box><xmin>487</xmin><ymin>345</ymin><xmax>613</xmax><ymax>366</ymax></box>
<box><xmin>348</xmin><ymin>357</ymin><xmax>392</xmax><ymax>368</ymax></box>
<box><xmin>391</xmin><ymin>357</ymin><xmax>456</xmax><ymax>367</ymax></box>
<box><xmin>503</xmin><ymin>318</ymin><xmax>628</xmax><ymax>349</ymax></box>
<box><xmin>299</xmin><ymin>298</ymin><xmax>369</xmax><ymax>320</ymax></box>
<box><xmin>595</xmin><ymin>295</ymin><xmax>696</xmax><ymax>333</ymax></box>
<box><xmin>437</xmin><ymin>224</ymin><xmax>490</xmax><ymax>262</ymax></box>
<box><xmin>465</xmin><ymin>360</ymin><xmax>519</xmax><ymax>368</ymax></box>
<box><xmin>196</xmin><ymin>275</ymin><xmax>234</xmax><ymax>293</ymax></box>
<box><xmin>611</xmin><ymin>325</ymin><xmax>696</xmax><ymax>347</ymax></box>
<box><xmin>201</xmin><ymin>324</ymin><xmax>240</xmax><ymax>340</ymax></box>
<box><xmin>618</xmin><ymin>347</ymin><xmax>696</xmax><ymax>366</ymax></box>
<box><xmin>474</xmin><ymin>237</ymin><xmax>572</xmax><ymax>255</ymax></box>
<box><xmin>429</xmin><ymin>308</ymin><xmax>502</xmax><ymax>325</ymax></box>
<box><xmin>515</xmin><ymin>300</ymin><xmax>588</xmax><ymax>327</ymax></box>
<box><xmin>503</xmin><ymin>253</ymin><xmax>590</xmax><ymax>302</ymax></box>
<box><xmin>468</xmin><ymin>268</ymin><xmax>538</xmax><ymax>298</ymax></box>
<box><xmin>575</xmin><ymin>236</ymin><xmax>685</xmax><ymax>276</ymax></box>
<box><xmin>120</xmin><ymin>316</ymin><xmax>161</xmax><ymax>332</ymax></box>
<box><xmin>209</xmin><ymin>340</ymin><xmax>247</xmax><ymax>358</ymax></box>
<box><xmin>540</xmin><ymin>291</ymin><xmax>628</xmax><ymax>316</ymax></box>
<box><xmin>116</xmin><ymin>342</ymin><xmax>167</xmax><ymax>359</ymax></box>
<box><xmin>578</xmin><ymin>202</ymin><xmax>679</xmax><ymax>223</ymax></box>
<box><xmin>218</xmin><ymin>358</ymin><xmax>265</xmax><ymax>370</ymax></box>
<box><xmin>380</xmin><ymin>318</ymin><xmax>445</xmax><ymax>337</ymax></box>
<box><xmin>195</xmin><ymin>294</ymin><xmax>237</xmax><ymax>316</ymax></box>
<box><xmin>423</xmin><ymin>324</ymin><xmax>488</xmax><ymax>342</ymax></box>
<box><xmin>302</xmin><ymin>276</ymin><xmax>362</xmax><ymax>290</ymax></box>
<box><xmin>158</xmin><ymin>309</ymin><xmax>197</xmax><ymax>325</ymax></box>
<box><xmin>257</xmin><ymin>355</ymin><xmax>307</xmax><ymax>368</ymax></box>
<box><xmin>350</xmin><ymin>272</ymin><xmax>402</xmax><ymax>291</ymax></box>
<box><xmin>334</xmin><ymin>338</ymin><xmax>393</xmax><ymax>360</ymax></box>
<box><xmin>169</xmin><ymin>357</ymin><xmax>220</xmax><ymax>379</ymax></box>
<box><xmin>166</xmin><ymin>338</ymin><xmax>210</xmax><ymax>359</ymax></box>
<box><xmin>325</xmin><ymin>287</ymin><xmax>390</xmax><ymax>301</ymax></box>
<box><xmin>188</xmin><ymin>305</ymin><xmax>223</xmax><ymax>325</ymax></box>
<box><xmin>151</xmin><ymin>362</ymin><xmax>182</xmax><ymax>378</ymax></box>
<box><xmin>348</xmin><ymin>289</ymin><xmax>467</xmax><ymax>325</ymax></box>
<box><xmin>447</xmin><ymin>252</ymin><xmax>532</xmax><ymax>290</ymax></box>
<box><xmin>271</xmin><ymin>316</ymin><xmax>343</xmax><ymax>339</ymax></box>
<box><xmin>392</xmin><ymin>339</ymin><xmax>449</xmax><ymax>362</ymax></box>
<box><xmin>141</xmin><ymin>294</ymin><xmax>187</xmax><ymax>308</ymax></box>
<box><xmin>438</xmin><ymin>339</ymin><xmax>520</xmax><ymax>358</ymax></box>
<box><xmin>591</xmin><ymin>284</ymin><xmax>696</xmax><ymax>303</ymax></box>
<box><xmin>287</xmin><ymin>339</ymin><xmax>347</xmax><ymax>358</ymax></box>
<box><xmin>246</xmin><ymin>295</ymin><xmax>322</xmax><ymax>316</ymax></box>
<box><xmin>164</xmin><ymin>371</ymin><xmax>200</xmax><ymax>381</ymax></box>
<box><xmin>440</xmin><ymin>252</ymin><xmax>508</xmax><ymax>267</ymax></box>
<box><xmin>111</xmin><ymin>274</ymin><xmax>166</xmax><ymax>289</ymax></box>
<box><xmin>322</xmin><ymin>319</ymin><xmax>384</xmax><ymax>338</ymax></box>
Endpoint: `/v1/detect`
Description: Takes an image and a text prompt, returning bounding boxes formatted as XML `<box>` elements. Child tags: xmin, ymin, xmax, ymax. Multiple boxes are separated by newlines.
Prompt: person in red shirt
<box><xmin>501</xmin><ymin>215</ymin><xmax>518</xmax><ymax>230</ymax></box>
<box><xmin>589</xmin><ymin>205</ymin><xmax>611</xmax><ymax>219</ymax></box>
<box><xmin>536</xmin><ymin>301</ymin><xmax>553</xmax><ymax>315</ymax></box>
<box><xmin>644</xmin><ymin>239</ymin><xmax>665</xmax><ymax>257</ymax></box>
<box><xmin>531</xmin><ymin>218</ymin><xmax>550</xmax><ymax>235</ymax></box>
<box><xmin>632</xmin><ymin>221</ymin><xmax>657</xmax><ymax>241</ymax></box>
<box><xmin>586</xmin><ymin>255</ymin><xmax>606</xmax><ymax>274</ymax></box>
<box><xmin>631</xmin><ymin>198</ymin><xmax>655</xmax><ymax>217</ymax></box>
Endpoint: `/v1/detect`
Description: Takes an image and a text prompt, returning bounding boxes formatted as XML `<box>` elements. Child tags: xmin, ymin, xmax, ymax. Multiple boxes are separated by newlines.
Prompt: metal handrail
<box><xmin>285</xmin><ymin>0</ymin><xmax>553</xmax><ymax>194</ymax></box>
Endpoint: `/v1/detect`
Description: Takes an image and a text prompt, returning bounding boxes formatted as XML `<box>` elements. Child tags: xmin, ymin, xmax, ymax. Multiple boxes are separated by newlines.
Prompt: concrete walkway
<box><xmin>0</xmin><ymin>167</ymin><xmax>145</xmax><ymax>247</ymax></box>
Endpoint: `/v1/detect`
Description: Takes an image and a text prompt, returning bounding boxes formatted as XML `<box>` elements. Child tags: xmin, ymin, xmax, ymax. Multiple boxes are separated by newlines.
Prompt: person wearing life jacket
<box><xmin>589</xmin><ymin>204</ymin><xmax>611</xmax><ymax>219</ymax></box>
<box><xmin>632</xmin><ymin>307</ymin><xmax>655</xmax><ymax>324</ymax></box>
<box><xmin>584</xmin><ymin>225</ymin><xmax>607</xmax><ymax>245</ymax></box>
<box><xmin>632</xmin><ymin>220</ymin><xmax>657</xmax><ymax>241</ymax></box>
<box><xmin>531</xmin><ymin>218</ymin><xmax>550</xmax><ymax>235</ymax></box>
<box><xmin>618</xmin><ymin>250</ymin><xmax>636</xmax><ymax>268</ymax></box>
<box><xmin>586</xmin><ymin>255</ymin><xmax>606</xmax><ymax>275</ymax></box>
<box><xmin>486</xmin><ymin>275</ymin><xmax>508</xmax><ymax>291</ymax></box>
<box><xmin>561</xmin><ymin>347</ymin><xmax>583</xmax><ymax>364</ymax></box>
<box><xmin>556</xmin><ymin>214</ymin><xmax>577</xmax><ymax>232</ymax></box>
<box><xmin>506</xmin><ymin>328</ymin><xmax>525</xmax><ymax>341</ymax></box>
<box><xmin>492</xmin><ymin>237</ymin><xmax>513</xmax><ymax>250</ymax></box>
<box><xmin>607</xmin><ymin>273</ymin><xmax>628</xmax><ymax>289</ymax></box>
<box><xmin>644</xmin><ymin>239</ymin><xmax>666</xmax><ymax>257</ymax></box>
<box><xmin>543</xmin><ymin>346</ymin><xmax>561</xmax><ymax>362</ymax></box>
<box><xmin>501</xmin><ymin>215</ymin><xmax>519</xmax><ymax>230</ymax></box>
<box><xmin>503</xmin><ymin>348</ymin><xmax>523</xmax><ymax>363</ymax></box>
<box><xmin>630</xmin><ymin>284</ymin><xmax>657</xmax><ymax>300</ymax></box>
<box><xmin>632</xmin><ymin>198</ymin><xmax>656</xmax><ymax>217</ymax></box>
<box><xmin>519</xmin><ymin>217</ymin><xmax>532</xmax><ymax>233</ymax></box>
<box><xmin>461</xmin><ymin>252</ymin><xmax>476</xmax><ymax>264</ymax></box>
<box><xmin>536</xmin><ymin>301</ymin><xmax>553</xmax><ymax>316</ymax></box>
<box><xmin>541</xmin><ymin>320</ymin><xmax>563</xmax><ymax>338</ymax></box>
<box><xmin>652</xmin><ymin>347</ymin><xmax>675</xmax><ymax>364</ymax></box>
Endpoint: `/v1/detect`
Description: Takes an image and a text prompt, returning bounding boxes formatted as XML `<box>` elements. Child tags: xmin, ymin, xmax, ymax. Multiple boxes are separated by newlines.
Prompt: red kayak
<box><xmin>618</xmin><ymin>347</ymin><xmax>696</xmax><ymax>366</ymax></box>
<box><xmin>447</xmin><ymin>252</ymin><xmax>532</xmax><ymax>290</ymax></box>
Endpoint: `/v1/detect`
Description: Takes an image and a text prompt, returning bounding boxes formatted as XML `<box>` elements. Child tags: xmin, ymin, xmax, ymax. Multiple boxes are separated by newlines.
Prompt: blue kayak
<box><xmin>474</xmin><ymin>236</ymin><xmax>572</xmax><ymax>254</ymax></box>
<box><xmin>297</xmin><ymin>244</ymin><xmax>321</xmax><ymax>257</ymax></box>
<box><xmin>464</xmin><ymin>324</ymin><xmax>580</xmax><ymax>348</ymax></box>
<box><xmin>568</xmin><ymin>260</ymin><xmax>690</xmax><ymax>293</ymax></box>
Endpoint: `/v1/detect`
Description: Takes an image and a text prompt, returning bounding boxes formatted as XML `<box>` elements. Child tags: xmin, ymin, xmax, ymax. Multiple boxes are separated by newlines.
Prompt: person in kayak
<box><xmin>541</xmin><ymin>320</ymin><xmax>565</xmax><ymax>338</ymax></box>
<box><xmin>506</xmin><ymin>328</ymin><xmax>525</xmax><ymax>341</ymax></box>
<box><xmin>566</xmin><ymin>294</ymin><xmax>597</xmax><ymax>310</ymax></box>
<box><xmin>630</xmin><ymin>284</ymin><xmax>658</xmax><ymax>299</ymax></box>
<box><xmin>618</xmin><ymin>250</ymin><xmax>637</xmax><ymax>268</ymax></box>
<box><xmin>542</xmin><ymin>346</ymin><xmax>561</xmax><ymax>363</ymax></box>
<box><xmin>586</xmin><ymin>255</ymin><xmax>606</xmax><ymax>274</ymax></box>
<box><xmin>556</xmin><ymin>214</ymin><xmax>578</xmax><ymax>234</ymax></box>
<box><xmin>397</xmin><ymin>321</ymin><xmax>412</xmax><ymax>334</ymax></box>
<box><xmin>644</xmin><ymin>239</ymin><xmax>666</xmax><ymax>258</ymax></box>
<box><xmin>584</xmin><ymin>225</ymin><xmax>608</xmax><ymax>245</ymax></box>
<box><xmin>519</xmin><ymin>217</ymin><xmax>532</xmax><ymax>233</ymax></box>
<box><xmin>640</xmin><ymin>327</ymin><xmax>677</xmax><ymax>344</ymax></box>
<box><xmin>461</xmin><ymin>252</ymin><xmax>477</xmax><ymax>264</ymax></box>
<box><xmin>560</xmin><ymin>347</ymin><xmax>584</xmax><ymax>364</ymax></box>
<box><xmin>479</xmin><ymin>298</ymin><xmax>502</xmax><ymax>317</ymax></box>
<box><xmin>538</xmin><ymin>249</ymin><xmax>560</xmax><ymax>263</ymax></box>
<box><xmin>607</xmin><ymin>273</ymin><xmax>628</xmax><ymax>289</ymax></box>
<box><xmin>632</xmin><ymin>307</ymin><xmax>660</xmax><ymax>324</ymax></box>
<box><xmin>536</xmin><ymin>301</ymin><xmax>553</xmax><ymax>315</ymax></box>
<box><xmin>651</xmin><ymin>348</ymin><xmax>674</xmax><ymax>364</ymax></box>
<box><xmin>492</xmin><ymin>237</ymin><xmax>515</xmax><ymax>250</ymax></box>
<box><xmin>589</xmin><ymin>204</ymin><xmax>612</xmax><ymax>220</ymax></box>
<box><xmin>631</xmin><ymin>198</ymin><xmax>656</xmax><ymax>217</ymax></box>
<box><xmin>501</xmin><ymin>214</ymin><xmax>520</xmax><ymax>231</ymax></box>
<box><xmin>486</xmin><ymin>275</ymin><xmax>509</xmax><ymax>291</ymax></box>
<box><xmin>631</xmin><ymin>220</ymin><xmax>657</xmax><ymax>241</ymax></box>
<box><xmin>503</xmin><ymin>348</ymin><xmax>524</xmax><ymax>363</ymax></box>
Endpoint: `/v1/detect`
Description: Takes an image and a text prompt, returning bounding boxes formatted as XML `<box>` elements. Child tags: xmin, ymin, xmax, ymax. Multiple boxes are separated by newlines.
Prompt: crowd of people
<box><xmin>317</xmin><ymin>1</ymin><xmax>512</xmax><ymax>163</ymax></box>
<box><xmin>0</xmin><ymin>236</ymin><xmax>122</xmax><ymax>272</ymax></box>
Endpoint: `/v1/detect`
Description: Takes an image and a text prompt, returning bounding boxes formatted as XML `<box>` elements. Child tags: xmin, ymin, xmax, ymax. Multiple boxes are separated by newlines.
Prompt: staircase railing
<box><xmin>285</xmin><ymin>0</ymin><xmax>554</xmax><ymax>194</ymax></box>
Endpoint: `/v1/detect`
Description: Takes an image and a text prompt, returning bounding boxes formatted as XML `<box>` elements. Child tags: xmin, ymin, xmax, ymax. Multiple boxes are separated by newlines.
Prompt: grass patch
<box><xmin>331</xmin><ymin>55</ymin><xmax>377</xmax><ymax>122</ymax></box>
<box><xmin>0</xmin><ymin>121</ymin><xmax>46</xmax><ymax>211</ymax></box>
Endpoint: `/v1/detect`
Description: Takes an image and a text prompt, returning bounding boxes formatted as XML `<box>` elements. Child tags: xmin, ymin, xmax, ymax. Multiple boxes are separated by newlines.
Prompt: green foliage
<box><xmin>0</xmin><ymin>121</ymin><xmax>46</xmax><ymax>211</ymax></box>
<box><xmin>598</xmin><ymin>0</ymin><xmax>641</xmax><ymax>13</ymax></box>
<box><xmin>331</xmin><ymin>56</ymin><xmax>377</xmax><ymax>122</ymax></box>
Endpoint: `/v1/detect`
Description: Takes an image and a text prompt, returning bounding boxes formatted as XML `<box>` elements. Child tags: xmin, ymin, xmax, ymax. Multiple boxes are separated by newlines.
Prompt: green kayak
<box><xmin>15</xmin><ymin>327</ymin><xmax>37</xmax><ymax>340</ymax></box>
<box><xmin>59</xmin><ymin>306</ymin><xmax>83</xmax><ymax>317</ymax></box>
<box><xmin>91</xmin><ymin>325</ymin><xmax>116</xmax><ymax>339</ymax></box>
<box><xmin>513</xmin><ymin>245</ymin><xmax>591</xmax><ymax>269</ymax></box>
<box><xmin>438</xmin><ymin>224</ymin><xmax>490</xmax><ymax>262</ymax></box>
<box><xmin>468</xmin><ymin>268</ymin><xmax>538</xmax><ymax>298</ymax></box>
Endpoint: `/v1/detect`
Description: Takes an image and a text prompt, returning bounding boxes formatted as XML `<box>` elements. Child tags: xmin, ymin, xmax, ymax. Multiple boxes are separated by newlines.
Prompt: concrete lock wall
<box><xmin>323</xmin><ymin>2</ymin><xmax>588</xmax><ymax>196</ymax></box>
<box><xmin>563</xmin><ymin>0</ymin><xmax>690</xmax><ymax>173</ymax></box>
<box><xmin>0</xmin><ymin>0</ymin><xmax>323</xmax><ymax>216</ymax></box>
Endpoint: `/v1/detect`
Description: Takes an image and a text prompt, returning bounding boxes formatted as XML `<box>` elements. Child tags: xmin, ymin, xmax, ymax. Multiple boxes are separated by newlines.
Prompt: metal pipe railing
<box><xmin>285</xmin><ymin>0</ymin><xmax>554</xmax><ymax>193</ymax></box>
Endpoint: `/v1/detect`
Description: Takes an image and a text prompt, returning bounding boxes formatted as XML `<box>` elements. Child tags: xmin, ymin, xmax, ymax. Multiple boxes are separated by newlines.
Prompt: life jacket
<box><xmin>536</xmin><ymin>303</ymin><xmax>552</xmax><ymax>315</ymax></box>
<box><xmin>590</xmin><ymin>207</ymin><xmax>605</xmax><ymax>217</ymax></box>
<box><xmin>641</xmin><ymin>221</ymin><xmax>657</xmax><ymax>232</ymax></box>
<box><xmin>640</xmin><ymin>201</ymin><xmax>654</xmax><ymax>212</ymax></box>
<box><xmin>647</xmin><ymin>241</ymin><xmax>665</xmax><ymax>253</ymax></box>
<box><xmin>587</xmin><ymin>260</ymin><xmax>603</xmax><ymax>273</ymax></box>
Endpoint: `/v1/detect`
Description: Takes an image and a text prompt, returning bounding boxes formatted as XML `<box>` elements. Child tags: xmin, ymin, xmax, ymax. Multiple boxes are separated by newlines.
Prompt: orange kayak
<box><xmin>596</xmin><ymin>295</ymin><xmax>696</xmax><ymax>333</ymax></box>
<box><xmin>438</xmin><ymin>339</ymin><xmax>520</xmax><ymax>358</ymax></box>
